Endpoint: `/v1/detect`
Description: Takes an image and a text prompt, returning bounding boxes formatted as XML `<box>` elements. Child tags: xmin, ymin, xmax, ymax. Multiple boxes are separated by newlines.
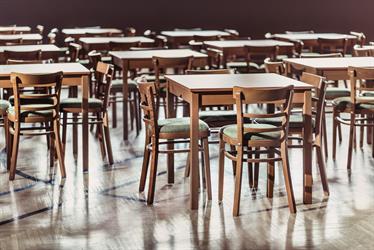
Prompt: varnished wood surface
<box><xmin>0</xmin><ymin>26</ymin><xmax>31</xmax><ymax>33</ymax></box>
<box><xmin>204</xmin><ymin>39</ymin><xmax>294</xmax><ymax>49</ymax></box>
<box><xmin>0</xmin><ymin>101</ymin><xmax>373</xmax><ymax>249</ymax></box>
<box><xmin>166</xmin><ymin>73</ymin><xmax>312</xmax><ymax>92</ymax></box>
<box><xmin>79</xmin><ymin>36</ymin><xmax>154</xmax><ymax>51</ymax></box>
<box><xmin>0</xmin><ymin>33</ymin><xmax>43</xmax><ymax>42</ymax></box>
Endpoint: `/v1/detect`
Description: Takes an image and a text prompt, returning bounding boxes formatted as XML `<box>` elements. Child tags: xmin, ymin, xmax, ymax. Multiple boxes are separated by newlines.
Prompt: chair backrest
<box><xmin>348</xmin><ymin>66</ymin><xmax>374</xmax><ymax>106</ymax></box>
<box><xmin>64</xmin><ymin>36</ymin><xmax>75</xmax><ymax>46</ymax></box>
<box><xmin>94</xmin><ymin>62</ymin><xmax>114</xmax><ymax>109</ymax></box>
<box><xmin>88</xmin><ymin>50</ymin><xmax>102</xmax><ymax>71</ymax></box>
<box><xmin>264</xmin><ymin>58</ymin><xmax>285</xmax><ymax>75</ymax></box>
<box><xmin>36</xmin><ymin>25</ymin><xmax>44</xmax><ymax>35</ymax></box>
<box><xmin>350</xmin><ymin>31</ymin><xmax>366</xmax><ymax>47</ymax></box>
<box><xmin>300</xmin><ymin>72</ymin><xmax>326</xmax><ymax>136</ymax></box>
<box><xmin>318</xmin><ymin>38</ymin><xmax>348</xmax><ymax>56</ymax></box>
<box><xmin>186</xmin><ymin>69</ymin><xmax>232</xmax><ymax>75</ymax></box>
<box><xmin>10</xmin><ymin>72</ymin><xmax>63</xmax><ymax>122</ymax></box>
<box><xmin>109</xmin><ymin>41</ymin><xmax>140</xmax><ymax>51</ymax></box>
<box><xmin>232</xmin><ymin>85</ymin><xmax>294</xmax><ymax>145</ymax></box>
<box><xmin>152</xmin><ymin>56</ymin><xmax>193</xmax><ymax>91</ymax></box>
<box><xmin>0</xmin><ymin>38</ymin><xmax>22</xmax><ymax>46</ymax></box>
<box><xmin>285</xmin><ymin>30</ymin><xmax>314</xmax><ymax>34</ymax></box>
<box><xmin>245</xmin><ymin>45</ymin><xmax>279</xmax><ymax>62</ymax></box>
<box><xmin>4</xmin><ymin>49</ymin><xmax>41</xmax><ymax>62</ymax></box>
<box><xmin>353</xmin><ymin>45</ymin><xmax>374</xmax><ymax>57</ymax></box>
<box><xmin>68</xmin><ymin>43</ymin><xmax>82</xmax><ymax>62</ymax></box>
<box><xmin>47</xmin><ymin>32</ymin><xmax>57</xmax><ymax>44</ymax></box>
<box><xmin>7</xmin><ymin>59</ymin><xmax>53</xmax><ymax>65</ymax></box>
<box><xmin>137</xmin><ymin>81</ymin><xmax>157</xmax><ymax>134</ymax></box>
<box><xmin>288</xmin><ymin>39</ymin><xmax>304</xmax><ymax>57</ymax></box>
<box><xmin>125</xmin><ymin>27</ymin><xmax>136</xmax><ymax>37</ymax></box>
<box><xmin>206</xmin><ymin>47</ymin><xmax>223</xmax><ymax>69</ymax></box>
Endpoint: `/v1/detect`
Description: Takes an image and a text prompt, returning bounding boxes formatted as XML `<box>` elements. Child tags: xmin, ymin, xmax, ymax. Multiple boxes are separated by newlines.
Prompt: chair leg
<box><xmin>9</xmin><ymin>123</ymin><xmax>20</xmax><ymax>181</ymax></box>
<box><xmin>332</xmin><ymin>109</ymin><xmax>338</xmax><ymax>160</ymax></box>
<box><xmin>359</xmin><ymin>114</ymin><xmax>364</xmax><ymax>148</ymax></box>
<box><xmin>218</xmin><ymin>138</ymin><xmax>225</xmax><ymax>202</ymax></box>
<box><xmin>112</xmin><ymin>95</ymin><xmax>117</xmax><ymax>129</ymax></box>
<box><xmin>61</xmin><ymin>112</ymin><xmax>67</xmax><ymax>158</ymax></box>
<box><xmin>147</xmin><ymin>136</ymin><xmax>159</xmax><ymax>205</ymax></box>
<box><xmin>233</xmin><ymin>146</ymin><xmax>244</xmax><ymax>217</ymax></box>
<box><xmin>129</xmin><ymin>98</ymin><xmax>134</xmax><ymax>131</ymax></box>
<box><xmin>134</xmin><ymin>92</ymin><xmax>140</xmax><ymax>136</ymax></box>
<box><xmin>267</xmin><ymin>148</ymin><xmax>275</xmax><ymax>199</ymax></box>
<box><xmin>103</xmin><ymin>113</ymin><xmax>114</xmax><ymax>165</ymax></box>
<box><xmin>139</xmin><ymin>130</ymin><xmax>151</xmax><ymax>192</ymax></box>
<box><xmin>322</xmin><ymin>112</ymin><xmax>328</xmax><ymax>158</ymax></box>
<box><xmin>184</xmin><ymin>151</ymin><xmax>190</xmax><ymax>177</ymax></box>
<box><xmin>347</xmin><ymin>113</ymin><xmax>355</xmax><ymax>170</ymax></box>
<box><xmin>6</xmin><ymin>121</ymin><xmax>13</xmax><ymax>171</ymax></box>
<box><xmin>49</xmin><ymin>131</ymin><xmax>55</xmax><ymax>168</ymax></box>
<box><xmin>338</xmin><ymin>122</ymin><xmax>342</xmax><ymax>143</ymax></box>
<box><xmin>200</xmin><ymin>139</ymin><xmax>205</xmax><ymax>189</ymax></box>
<box><xmin>247</xmin><ymin>147</ymin><xmax>253</xmax><ymax>188</ymax></box>
<box><xmin>253</xmin><ymin>147</ymin><xmax>260</xmax><ymax>190</ymax></box>
<box><xmin>3</xmin><ymin>115</ymin><xmax>9</xmax><ymax>165</ymax></box>
<box><xmin>72</xmin><ymin>113</ymin><xmax>78</xmax><ymax>155</ymax></box>
<box><xmin>96</xmin><ymin>114</ymin><xmax>106</xmax><ymax>159</ymax></box>
<box><xmin>202</xmin><ymin>137</ymin><xmax>212</xmax><ymax>200</ymax></box>
<box><xmin>280</xmin><ymin>142</ymin><xmax>296</xmax><ymax>213</ymax></box>
<box><xmin>316</xmin><ymin>143</ymin><xmax>329</xmax><ymax>196</ymax></box>
<box><xmin>54</xmin><ymin>120</ymin><xmax>66</xmax><ymax>178</ymax></box>
<box><xmin>230</xmin><ymin>145</ymin><xmax>236</xmax><ymax>176</ymax></box>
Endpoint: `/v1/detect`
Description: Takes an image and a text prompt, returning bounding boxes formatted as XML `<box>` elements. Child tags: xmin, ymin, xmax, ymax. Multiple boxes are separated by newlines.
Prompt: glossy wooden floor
<box><xmin>0</xmin><ymin>104</ymin><xmax>373</xmax><ymax>250</ymax></box>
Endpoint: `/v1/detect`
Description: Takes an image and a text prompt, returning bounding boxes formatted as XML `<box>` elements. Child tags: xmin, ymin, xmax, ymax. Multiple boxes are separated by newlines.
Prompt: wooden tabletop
<box><xmin>283</xmin><ymin>57</ymin><xmax>374</xmax><ymax>70</ymax></box>
<box><xmin>166</xmin><ymin>73</ymin><xmax>312</xmax><ymax>92</ymax></box>
<box><xmin>0</xmin><ymin>44</ymin><xmax>62</xmax><ymax>52</ymax></box>
<box><xmin>161</xmin><ymin>30</ymin><xmax>230</xmax><ymax>37</ymax></box>
<box><xmin>273</xmin><ymin>33</ymin><xmax>357</xmax><ymax>41</ymax></box>
<box><xmin>110</xmin><ymin>49</ymin><xmax>208</xmax><ymax>60</ymax></box>
<box><xmin>0</xmin><ymin>26</ymin><xmax>31</xmax><ymax>33</ymax></box>
<box><xmin>62</xmin><ymin>28</ymin><xmax>123</xmax><ymax>35</ymax></box>
<box><xmin>0</xmin><ymin>63</ymin><xmax>90</xmax><ymax>76</ymax></box>
<box><xmin>0</xmin><ymin>33</ymin><xmax>43</xmax><ymax>41</ymax></box>
<box><xmin>79</xmin><ymin>36</ymin><xmax>154</xmax><ymax>45</ymax></box>
<box><xmin>204</xmin><ymin>39</ymin><xmax>294</xmax><ymax>48</ymax></box>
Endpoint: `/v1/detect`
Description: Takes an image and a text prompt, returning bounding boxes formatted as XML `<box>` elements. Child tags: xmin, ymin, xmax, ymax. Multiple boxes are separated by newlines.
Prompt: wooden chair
<box><xmin>47</xmin><ymin>32</ymin><xmax>57</xmax><ymax>44</ymax></box>
<box><xmin>318</xmin><ymin>38</ymin><xmax>348</xmax><ymax>56</ymax></box>
<box><xmin>353</xmin><ymin>44</ymin><xmax>374</xmax><ymax>57</ymax></box>
<box><xmin>256</xmin><ymin>73</ymin><xmax>329</xmax><ymax>195</ymax></box>
<box><xmin>206</xmin><ymin>48</ymin><xmax>223</xmax><ymax>69</ymax></box>
<box><xmin>36</xmin><ymin>25</ymin><xmax>44</xmax><ymax>35</ymax></box>
<box><xmin>60</xmin><ymin>62</ymin><xmax>114</xmax><ymax>165</ymax></box>
<box><xmin>264</xmin><ymin>58</ymin><xmax>286</xmax><ymax>75</ymax></box>
<box><xmin>152</xmin><ymin>56</ymin><xmax>193</xmax><ymax>116</ymax></box>
<box><xmin>4</xmin><ymin>50</ymin><xmax>41</xmax><ymax>63</ymax></box>
<box><xmin>6</xmin><ymin>72</ymin><xmax>66</xmax><ymax>180</ymax></box>
<box><xmin>67</xmin><ymin>43</ymin><xmax>82</xmax><ymax>62</ymax></box>
<box><xmin>137</xmin><ymin>82</ymin><xmax>211</xmax><ymax>204</ymax></box>
<box><xmin>350</xmin><ymin>32</ymin><xmax>366</xmax><ymax>47</ymax></box>
<box><xmin>218</xmin><ymin>85</ymin><xmax>296</xmax><ymax>216</ymax></box>
<box><xmin>125</xmin><ymin>27</ymin><xmax>136</xmax><ymax>37</ymax></box>
<box><xmin>0</xmin><ymin>38</ymin><xmax>22</xmax><ymax>46</ymax></box>
<box><xmin>245</xmin><ymin>45</ymin><xmax>279</xmax><ymax>73</ymax></box>
<box><xmin>332</xmin><ymin>67</ymin><xmax>374</xmax><ymax>169</ymax></box>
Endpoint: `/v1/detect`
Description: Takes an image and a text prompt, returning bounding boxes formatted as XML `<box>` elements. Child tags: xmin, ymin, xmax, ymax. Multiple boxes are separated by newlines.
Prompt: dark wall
<box><xmin>0</xmin><ymin>0</ymin><xmax>372</xmax><ymax>40</ymax></box>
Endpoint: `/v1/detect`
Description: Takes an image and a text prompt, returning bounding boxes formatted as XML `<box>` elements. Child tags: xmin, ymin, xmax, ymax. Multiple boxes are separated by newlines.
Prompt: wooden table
<box><xmin>0</xmin><ymin>44</ymin><xmax>65</xmax><ymax>63</ymax></box>
<box><xmin>283</xmin><ymin>57</ymin><xmax>374</xmax><ymax>80</ymax></box>
<box><xmin>0</xmin><ymin>26</ymin><xmax>31</xmax><ymax>34</ymax></box>
<box><xmin>161</xmin><ymin>30</ymin><xmax>231</xmax><ymax>48</ymax></box>
<box><xmin>110</xmin><ymin>49</ymin><xmax>209</xmax><ymax>140</ymax></box>
<box><xmin>79</xmin><ymin>36</ymin><xmax>155</xmax><ymax>52</ymax></box>
<box><xmin>0</xmin><ymin>63</ymin><xmax>91</xmax><ymax>171</ymax></box>
<box><xmin>273</xmin><ymin>33</ymin><xmax>357</xmax><ymax>48</ymax></box>
<box><xmin>165</xmin><ymin>73</ymin><xmax>314</xmax><ymax>209</ymax></box>
<box><xmin>0</xmin><ymin>34</ymin><xmax>43</xmax><ymax>43</ymax></box>
<box><xmin>204</xmin><ymin>39</ymin><xmax>295</xmax><ymax>66</ymax></box>
<box><xmin>62</xmin><ymin>28</ymin><xmax>123</xmax><ymax>39</ymax></box>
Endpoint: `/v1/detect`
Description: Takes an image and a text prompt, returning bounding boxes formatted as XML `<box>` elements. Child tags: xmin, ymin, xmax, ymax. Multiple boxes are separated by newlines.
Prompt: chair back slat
<box><xmin>94</xmin><ymin>62</ymin><xmax>114</xmax><ymax>109</ymax></box>
<box><xmin>137</xmin><ymin>81</ymin><xmax>157</xmax><ymax>133</ymax></box>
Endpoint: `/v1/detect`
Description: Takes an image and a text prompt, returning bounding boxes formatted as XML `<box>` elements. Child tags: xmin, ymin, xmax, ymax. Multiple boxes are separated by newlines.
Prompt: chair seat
<box><xmin>362</xmin><ymin>91</ymin><xmax>374</xmax><ymax>97</ymax></box>
<box><xmin>199</xmin><ymin>110</ymin><xmax>237</xmax><ymax>123</ymax></box>
<box><xmin>60</xmin><ymin>98</ymin><xmax>103</xmax><ymax>109</ymax></box>
<box><xmin>0</xmin><ymin>100</ymin><xmax>10</xmax><ymax>114</ymax></box>
<box><xmin>111</xmin><ymin>79</ymin><xmax>137</xmax><ymax>92</ymax></box>
<box><xmin>222</xmin><ymin>123</ymin><xmax>281</xmax><ymax>141</ymax></box>
<box><xmin>7</xmin><ymin>105</ymin><xmax>54</xmax><ymax>122</ymax></box>
<box><xmin>255</xmin><ymin>114</ymin><xmax>316</xmax><ymax>129</ymax></box>
<box><xmin>101</xmin><ymin>56</ymin><xmax>112</xmax><ymax>63</ymax></box>
<box><xmin>326</xmin><ymin>87</ymin><xmax>350</xmax><ymax>99</ymax></box>
<box><xmin>332</xmin><ymin>96</ymin><xmax>374</xmax><ymax>111</ymax></box>
<box><xmin>158</xmin><ymin>117</ymin><xmax>209</xmax><ymax>134</ymax></box>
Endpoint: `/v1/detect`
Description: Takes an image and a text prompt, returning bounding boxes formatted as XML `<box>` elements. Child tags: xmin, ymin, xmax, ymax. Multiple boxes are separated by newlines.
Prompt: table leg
<box><xmin>190</xmin><ymin>93</ymin><xmax>200</xmax><ymax>210</ymax></box>
<box><xmin>303</xmin><ymin>90</ymin><xmax>313</xmax><ymax>204</ymax></box>
<box><xmin>82</xmin><ymin>75</ymin><xmax>89</xmax><ymax>172</ymax></box>
<box><xmin>122</xmin><ymin>63</ymin><xmax>129</xmax><ymax>140</ymax></box>
<box><xmin>166</xmin><ymin>84</ymin><xmax>175</xmax><ymax>184</ymax></box>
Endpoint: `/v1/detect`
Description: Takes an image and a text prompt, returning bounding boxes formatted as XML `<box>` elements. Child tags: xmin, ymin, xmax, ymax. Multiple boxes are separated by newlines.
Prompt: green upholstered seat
<box><xmin>60</xmin><ymin>98</ymin><xmax>103</xmax><ymax>109</ymax></box>
<box><xmin>110</xmin><ymin>79</ymin><xmax>137</xmax><ymax>92</ymax></box>
<box><xmin>332</xmin><ymin>96</ymin><xmax>374</xmax><ymax>110</ymax></box>
<box><xmin>199</xmin><ymin>110</ymin><xmax>237</xmax><ymax>123</ymax></box>
<box><xmin>255</xmin><ymin>114</ymin><xmax>316</xmax><ymax>128</ymax></box>
<box><xmin>325</xmin><ymin>87</ymin><xmax>350</xmax><ymax>99</ymax></box>
<box><xmin>7</xmin><ymin>105</ymin><xmax>54</xmax><ymax>121</ymax></box>
<box><xmin>8</xmin><ymin>95</ymin><xmax>54</xmax><ymax>106</ymax></box>
<box><xmin>0</xmin><ymin>100</ymin><xmax>10</xmax><ymax>114</ymax></box>
<box><xmin>362</xmin><ymin>91</ymin><xmax>374</xmax><ymax>97</ymax></box>
<box><xmin>157</xmin><ymin>117</ymin><xmax>209</xmax><ymax>134</ymax></box>
<box><xmin>222</xmin><ymin>123</ymin><xmax>281</xmax><ymax>141</ymax></box>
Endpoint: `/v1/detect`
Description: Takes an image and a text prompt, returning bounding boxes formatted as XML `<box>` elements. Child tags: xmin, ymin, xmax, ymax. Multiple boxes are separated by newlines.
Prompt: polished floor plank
<box><xmin>0</xmin><ymin>105</ymin><xmax>373</xmax><ymax>249</ymax></box>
